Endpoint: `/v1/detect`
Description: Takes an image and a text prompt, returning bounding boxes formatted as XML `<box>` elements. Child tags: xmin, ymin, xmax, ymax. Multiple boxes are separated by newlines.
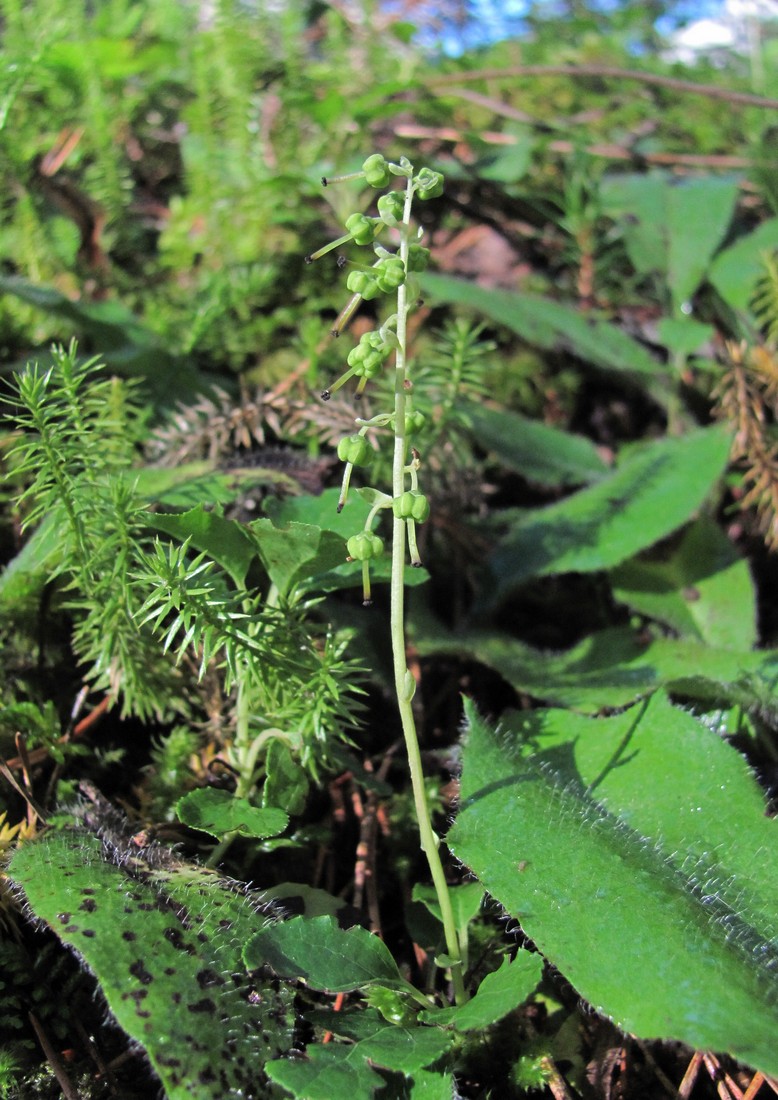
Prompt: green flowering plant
<box><xmin>307</xmin><ymin>154</ymin><xmax>465</xmax><ymax>1003</ymax></box>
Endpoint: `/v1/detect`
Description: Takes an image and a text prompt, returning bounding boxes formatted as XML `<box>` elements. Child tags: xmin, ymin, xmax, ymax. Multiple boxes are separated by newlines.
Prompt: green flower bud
<box><xmin>377</xmin><ymin>191</ymin><xmax>405</xmax><ymax>227</ymax></box>
<box><xmin>375</xmin><ymin>256</ymin><xmax>406</xmax><ymax>293</ymax></box>
<box><xmin>345</xmin><ymin>212</ymin><xmax>380</xmax><ymax>246</ymax></box>
<box><xmin>406</xmin><ymin>244</ymin><xmax>430</xmax><ymax>272</ymax></box>
<box><xmin>362</xmin><ymin>154</ymin><xmax>391</xmax><ymax>188</ymax></box>
<box><xmin>346</xmin><ymin>269</ymin><xmax>380</xmax><ymax>300</ymax></box>
<box><xmin>347</xmin><ymin>531</ymin><xmax>384</xmax><ymax>561</ymax></box>
<box><xmin>405</xmin><ymin>409</ymin><xmax>426</xmax><ymax>435</ymax></box>
<box><xmin>414</xmin><ymin>168</ymin><xmax>444</xmax><ymax>200</ymax></box>
<box><xmin>337</xmin><ymin>433</ymin><xmax>373</xmax><ymax>467</ymax></box>
<box><xmin>347</xmin><ymin>330</ymin><xmax>391</xmax><ymax>377</ymax></box>
<box><xmin>392</xmin><ymin>490</ymin><xmax>430</xmax><ymax>523</ymax></box>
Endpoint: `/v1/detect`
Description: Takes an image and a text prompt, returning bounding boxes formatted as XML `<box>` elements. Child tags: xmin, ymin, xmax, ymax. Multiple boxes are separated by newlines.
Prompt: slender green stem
<box><xmin>390</xmin><ymin>177</ymin><xmax>467</xmax><ymax>1005</ymax></box>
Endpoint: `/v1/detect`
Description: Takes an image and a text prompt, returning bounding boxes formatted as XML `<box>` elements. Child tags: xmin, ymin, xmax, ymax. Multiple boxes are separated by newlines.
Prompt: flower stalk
<box><xmin>317</xmin><ymin>156</ymin><xmax>466</xmax><ymax>1003</ymax></box>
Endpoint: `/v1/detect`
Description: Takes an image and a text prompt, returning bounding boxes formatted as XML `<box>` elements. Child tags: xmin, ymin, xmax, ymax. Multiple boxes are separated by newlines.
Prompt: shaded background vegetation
<box><xmin>2</xmin><ymin>1</ymin><xmax>778</xmax><ymax>1097</ymax></box>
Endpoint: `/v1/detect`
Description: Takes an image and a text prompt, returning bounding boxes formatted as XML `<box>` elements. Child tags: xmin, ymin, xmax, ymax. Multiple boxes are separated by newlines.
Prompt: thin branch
<box><xmin>394</xmin><ymin>121</ymin><xmax>756</xmax><ymax>169</ymax></box>
<box><xmin>426</xmin><ymin>65</ymin><xmax>778</xmax><ymax>111</ymax></box>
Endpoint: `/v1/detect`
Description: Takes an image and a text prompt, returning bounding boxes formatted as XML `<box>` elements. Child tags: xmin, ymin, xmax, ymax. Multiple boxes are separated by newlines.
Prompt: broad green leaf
<box><xmin>412</xmin><ymin>882</ymin><xmax>484</xmax><ymax>934</ymax></box>
<box><xmin>420</xmin><ymin>953</ymin><xmax>542</xmax><ymax>1032</ymax></box>
<box><xmin>349</xmin><ymin>1022</ymin><xmax>451</xmax><ymax>1073</ymax></box>
<box><xmin>9</xmin><ymin>831</ymin><xmax>293</xmax><ymax>1099</ymax></box>
<box><xmin>264</xmin><ymin>487</ymin><xmax>371</xmax><ymax>536</ymax></box>
<box><xmin>261</xmin><ymin>490</ymin><xmax>427</xmax><ymax>593</ymax></box>
<box><xmin>149</xmin><ymin>505</ymin><xmax>257</xmax><ymax>587</ymax></box>
<box><xmin>600</xmin><ymin>174</ymin><xmax>667</xmax><ymax>275</ymax></box>
<box><xmin>290</xmin><ymin>1007</ymin><xmax>453</xmax><ymax>1079</ymax></box>
<box><xmin>263</xmin><ymin>739</ymin><xmax>310</xmax><ymax>816</ymax></box>
<box><xmin>0</xmin><ymin>508</ymin><xmax>63</xmax><ymax>611</ymax></box>
<box><xmin>462</xmin><ymin>403</ymin><xmax>608</xmax><ymax>487</ymax></box>
<box><xmin>245</xmin><ymin>915</ymin><xmax>405</xmax><ymax>991</ymax></box>
<box><xmin>0</xmin><ymin>276</ymin><xmax>201</xmax><ymax>400</ymax></box>
<box><xmin>600</xmin><ymin>174</ymin><xmax>739</xmax><ymax>311</ymax></box>
<box><xmin>486</xmin><ymin>425</ymin><xmax>731</xmax><ymax>601</ymax></box>
<box><xmin>419</xmin><ymin>625</ymin><xmax>778</xmax><ymax>712</ymax></box>
<box><xmin>176</xmin><ymin>788</ymin><xmax>288</xmax><ymax>840</ymax></box>
<box><xmin>448</xmin><ymin>697</ymin><xmax>778</xmax><ymax>1075</ymax></box>
<box><xmin>665</xmin><ymin>176</ymin><xmax>739</xmax><ymax>311</ymax></box>
<box><xmin>611</xmin><ymin>516</ymin><xmax>757</xmax><ymax>650</ymax></box>
<box><xmin>655</xmin><ymin>317</ymin><xmax>714</xmax><ymax>357</ymax></box>
<box><xmin>709</xmin><ymin>216</ymin><xmax>778</xmax><ymax>312</ymax></box>
<box><xmin>267</xmin><ymin>1042</ymin><xmax>385</xmax><ymax>1099</ymax></box>
<box><xmin>410</xmin><ymin>1070</ymin><xmax>456</xmax><ymax>1098</ymax></box>
<box><xmin>246</xmin><ymin>518</ymin><xmax>347</xmax><ymax>597</ymax></box>
<box><xmin>421</xmin><ymin>273</ymin><xmax>661</xmax><ymax>380</ymax></box>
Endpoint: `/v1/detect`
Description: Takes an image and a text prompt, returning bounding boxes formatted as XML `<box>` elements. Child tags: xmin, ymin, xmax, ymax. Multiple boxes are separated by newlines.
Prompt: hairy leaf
<box><xmin>421</xmin><ymin>273</ymin><xmax>660</xmax><ymax>380</ymax></box>
<box><xmin>448</xmin><ymin>696</ymin><xmax>778</xmax><ymax>1075</ymax></box>
<box><xmin>9</xmin><ymin>830</ymin><xmax>293</xmax><ymax>1099</ymax></box>
<box><xmin>419</xmin><ymin>624</ymin><xmax>778</xmax><ymax>712</ymax></box>
<box><xmin>611</xmin><ymin>516</ymin><xmax>757</xmax><ymax>650</ymax></box>
<box><xmin>462</xmin><ymin>403</ymin><xmax>608</xmax><ymax>487</ymax></box>
<box><xmin>486</xmin><ymin>425</ymin><xmax>731</xmax><ymax>602</ymax></box>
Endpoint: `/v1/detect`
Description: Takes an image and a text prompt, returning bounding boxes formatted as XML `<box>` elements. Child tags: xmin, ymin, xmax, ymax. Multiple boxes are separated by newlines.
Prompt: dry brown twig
<box><xmin>714</xmin><ymin>342</ymin><xmax>778</xmax><ymax>550</ymax></box>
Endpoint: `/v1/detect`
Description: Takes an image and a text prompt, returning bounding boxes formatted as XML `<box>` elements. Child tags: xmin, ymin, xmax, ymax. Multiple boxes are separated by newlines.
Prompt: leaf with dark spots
<box><xmin>79</xmin><ymin>898</ymin><xmax>97</xmax><ymax>912</ymax></box>
<box><xmin>130</xmin><ymin>960</ymin><xmax>154</xmax><ymax>985</ymax></box>
<box><xmin>8</xmin><ymin>830</ymin><xmax>294</xmax><ymax>1100</ymax></box>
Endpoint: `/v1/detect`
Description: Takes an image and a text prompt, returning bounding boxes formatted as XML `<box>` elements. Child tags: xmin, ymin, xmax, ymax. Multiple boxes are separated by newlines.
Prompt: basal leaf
<box><xmin>421</xmin><ymin>273</ymin><xmax>661</xmax><ymax>380</ymax></box>
<box><xmin>709</xmin><ymin>216</ymin><xmax>778</xmax><ymax>313</ymax></box>
<box><xmin>611</xmin><ymin>516</ymin><xmax>757</xmax><ymax>650</ymax></box>
<box><xmin>0</xmin><ymin>508</ymin><xmax>63</xmax><ymax>612</ymax></box>
<box><xmin>9</xmin><ymin>830</ymin><xmax>293</xmax><ymax>1099</ymax></box>
<box><xmin>245</xmin><ymin>915</ymin><xmax>405</xmax><ymax>991</ymax></box>
<box><xmin>448</xmin><ymin>697</ymin><xmax>778</xmax><ymax>1075</ymax></box>
<box><xmin>419</xmin><ymin>624</ymin><xmax>778</xmax><ymax>712</ymax></box>
<box><xmin>177</xmin><ymin>788</ymin><xmax>289</xmax><ymax>840</ymax></box>
<box><xmin>462</xmin><ymin>403</ymin><xmax>608</xmax><ymax>488</ymax></box>
<box><xmin>665</xmin><ymin>176</ymin><xmax>739</xmax><ymax>311</ymax></box>
<box><xmin>486</xmin><ymin>426</ymin><xmax>731</xmax><ymax>602</ymax></box>
<box><xmin>600</xmin><ymin>174</ymin><xmax>739</xmax><ymax>311</ymax></box>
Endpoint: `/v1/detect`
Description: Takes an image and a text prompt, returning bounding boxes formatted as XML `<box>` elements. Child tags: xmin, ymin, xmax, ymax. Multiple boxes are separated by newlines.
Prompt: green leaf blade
<box><xmin>9</xmin><ymin>831</ymin><xmax>294</xmax><ymax>1099</ymax></box>
<box><xmin>487</xmin><ymin>426</ymin><xmax>732</xmax><ymax>602</ymax></box>
<box><xmin>245</xmin><ymin>915</ymin><xmax>405</xmax><ymax>991</ymax></box>
<box><xmin>177</xmin><ymin>788</ymin><xmax>289</xmax><ymax>839</ymax></box>
<box><xmin>448</xmin><ymin>699</ymin><xmax>778</xmax><ymax>1075</ymax></box>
